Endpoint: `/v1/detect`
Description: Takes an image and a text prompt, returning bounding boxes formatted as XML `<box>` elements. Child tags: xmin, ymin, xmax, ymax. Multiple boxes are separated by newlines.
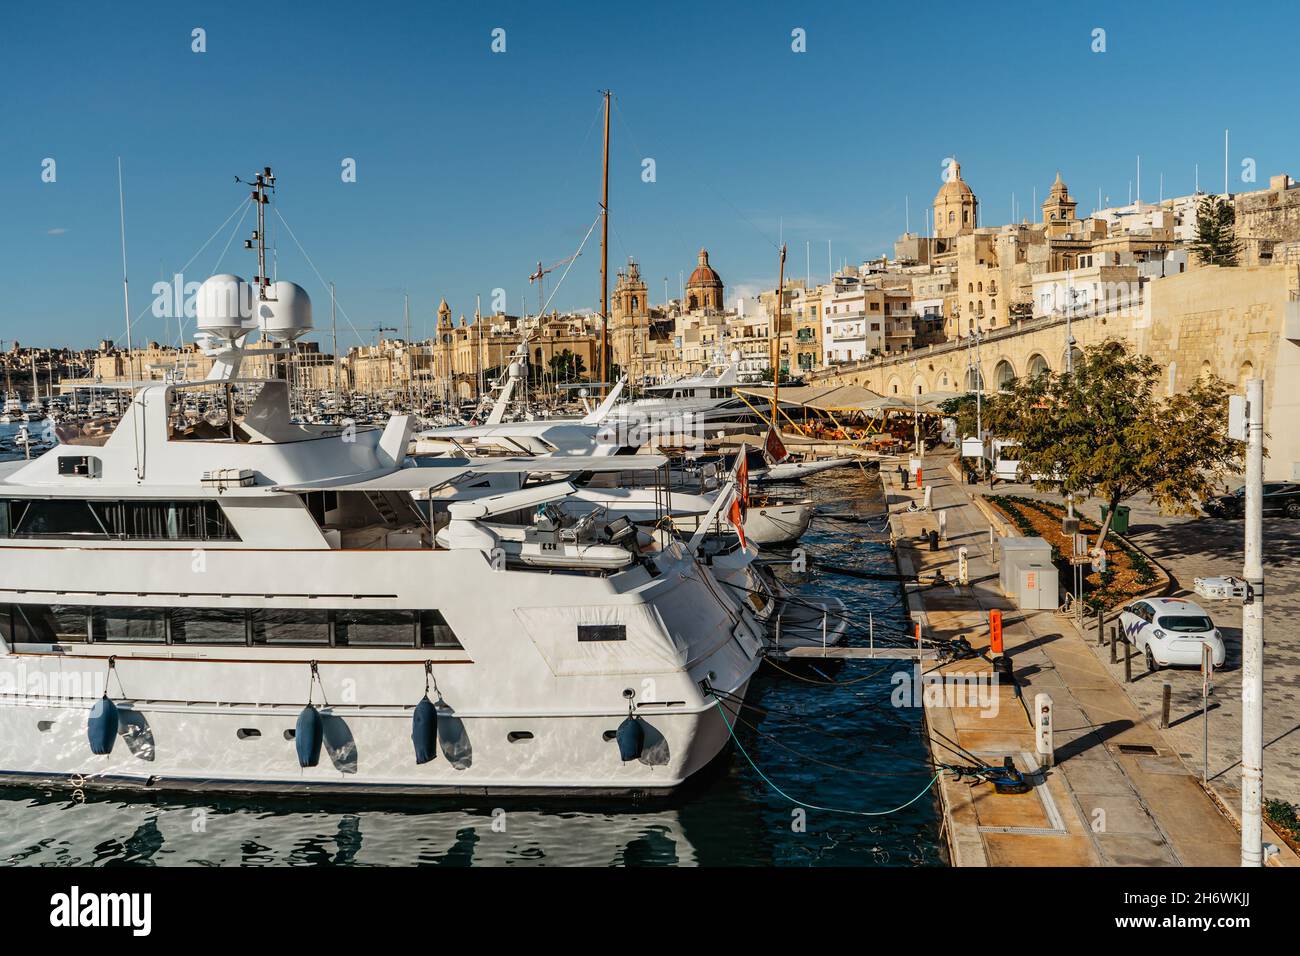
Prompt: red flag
<box><xmin>763</xmin><ymin>425</ymin><xmax>789</xmax><ymax>464</ymax></box>
<box><xmin>734</xmin><ymin>452</ymin><xmax>749</xmax><ymax>515</ymax></box>
<box><xmin>728</xmin><ymin>494</ymin><xmax>747</xmax><ymax>550</ymax></box>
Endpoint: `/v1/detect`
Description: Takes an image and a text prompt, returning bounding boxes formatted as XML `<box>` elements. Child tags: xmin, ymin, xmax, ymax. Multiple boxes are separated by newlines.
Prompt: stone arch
<box><xmin>911</xmin><ymin>373</ymin><xmax>928</xmax><ymax>395</ymax></box>
<box><xmin>1064</xmin><ymin>345</ymin><xmax>1084</xmax><ymax>370</ymax></box>
<box><xmin>994</xmin><ymin>359</ymin><xmax>1016</xmax><ymax>389</ymax></box>
<box><xmin>1238</xmin><ymin>359</ymin><xmax>1254</xmax><ymax>383</ymax></box>
<box><xmin>938</xmin><ymin>369</ymin><xmax>951</xmax><ymax>389</ymax></box>
<box><xmin>965</xmin><ymin>366</ymin><xmax>985</xmax><ymax>392</ymax></box>
<box><xmin>1199</xmin><ymin>360</ymin><xmax>1213</xmax><ymax>381</ymax></box>
<box><xmin>887</xmin><ymin>375</ymin><xmax>903</xmax><ymax>396</ymax></box>
<box><xmin>1027</xmin><ymin>353</ymin><xmax>1050</xmax><ymax>378</ymax></box>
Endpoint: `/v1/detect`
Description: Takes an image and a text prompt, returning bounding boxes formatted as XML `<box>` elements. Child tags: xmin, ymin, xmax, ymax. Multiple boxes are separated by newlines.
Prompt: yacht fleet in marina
<box><xmin>0</xmin><ymin>168</ymin><xmax>874</xmax><ymax>798</ymax></box>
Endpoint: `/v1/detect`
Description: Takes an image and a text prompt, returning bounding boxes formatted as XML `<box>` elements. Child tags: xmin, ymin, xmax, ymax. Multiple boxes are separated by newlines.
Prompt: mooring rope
<box><xmin>709</xmin><ymin>691</ymin><xmax>941</xmax><ymax>817</ymax></box>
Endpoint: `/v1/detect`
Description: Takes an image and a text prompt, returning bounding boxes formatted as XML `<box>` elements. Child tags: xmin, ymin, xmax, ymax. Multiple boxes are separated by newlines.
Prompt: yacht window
<box><xmin>577</xmin><ymin>624</ymin><xmax>627</xmax><ymax>642</ymax></box>
<box><xmin>1</xmin><ymin>498</ymin><xmax>239</xmax><ymax>541</ymax></box>
<box><xmin>171</xmin><ymin>607</ymin><xmax>249</xmax><ymax>645</ymax></box>
<box><xmin>336</xmin><ymin>609</ymin><xmax>417</xmax><ymax>647</ymax></box>
<box><xmin>92</xmin><ymin>607</ymin><xmax>167</xmax><ymax>643</ymax></box>
<box><xmin>419</xmin><ymin>610</ymin><xmax>463</xmax><ymax>649</ymax></box>
<box><xmin>6</xmin><ymin>604</ymin><xmax>92</xmax><ymax>643</ymax></box>
<box><xmin>251</xmin><ymin>609</ymin><xmax>331</xmax><ymax>646</ymax></box>
<box><xmin>6</xmin><ymin>499</ymin><xmax>103</xmax><ymax>538</ymax></box>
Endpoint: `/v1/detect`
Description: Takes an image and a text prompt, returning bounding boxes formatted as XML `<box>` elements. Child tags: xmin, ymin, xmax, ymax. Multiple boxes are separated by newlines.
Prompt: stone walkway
<box><xmin>885</xmin><ymin>454</ymin><xmax>1267</xmax><ymax>866</ymax></box>
<box><xmin>982</xmin><ymin>479</ymin><xmax>1300</xmax><ymax>815</ymax></box>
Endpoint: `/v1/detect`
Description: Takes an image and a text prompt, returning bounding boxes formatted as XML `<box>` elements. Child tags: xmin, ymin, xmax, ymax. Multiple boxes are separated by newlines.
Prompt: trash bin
<box><xmin>1099</xmin><ymin>504</ymin><xmax>1131</xmax><ymax>535</ymax></box>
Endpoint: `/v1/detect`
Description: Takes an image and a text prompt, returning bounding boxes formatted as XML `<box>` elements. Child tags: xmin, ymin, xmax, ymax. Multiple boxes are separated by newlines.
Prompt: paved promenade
<box><xmin>883</xmin><ymin>453</ymin><xmax>1294</xmax><ymax>866</ymax></box>
<box><xmin>985</xmin><ymin>479</ymin><xmax>1300</xmax><ymax>823</ymax></box>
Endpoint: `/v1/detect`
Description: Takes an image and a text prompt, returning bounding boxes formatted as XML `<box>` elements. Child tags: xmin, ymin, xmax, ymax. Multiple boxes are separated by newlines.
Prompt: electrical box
<box><xmin>1016</xmin><ymin>563</ymin><xmax>1059</xmax><ymax>610</ymax></box>
<box><xmin>998</xmin><ymin>536</ymin><xmax>1052</xmax><ymax>597</ymax></box>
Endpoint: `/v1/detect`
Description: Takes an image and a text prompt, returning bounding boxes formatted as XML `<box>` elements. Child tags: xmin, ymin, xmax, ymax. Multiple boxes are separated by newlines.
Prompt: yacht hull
<box><xmin>0</xmin><ymin>676</ymin><xmax>751</xmax><ymax>797</ymax></box>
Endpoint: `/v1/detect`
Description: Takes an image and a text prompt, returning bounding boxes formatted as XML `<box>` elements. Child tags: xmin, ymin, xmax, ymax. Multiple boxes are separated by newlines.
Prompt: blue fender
<box><xmin>295</xmin><ymin>704</ymin><xmax>324</xmax><ymax>768</ymax></box>
<box><xmin>616</xmin><ymin>715</ymin><xmax>644</xmax><ymax>762</ymax></box>
<box><xmin>412</xmin><ymin>696</ymin><xmax>439</xmax><ymax>764</ymax></box>
<box><xmin>87</xmin><ymin>696</ymin><xmax>119</xmax><ymax>756</ymax></box>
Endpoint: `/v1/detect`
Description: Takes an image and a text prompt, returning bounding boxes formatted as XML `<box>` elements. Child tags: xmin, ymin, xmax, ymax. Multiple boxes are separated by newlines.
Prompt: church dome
<box><xmin>935</xmin><ymin>161</ymin><xmax>974</xmax><ymax>201</ymax></box>
<box><xmin>687</xmin><ymin>248</ymin><xmax>723</xmax><ymax>289</ymax></box>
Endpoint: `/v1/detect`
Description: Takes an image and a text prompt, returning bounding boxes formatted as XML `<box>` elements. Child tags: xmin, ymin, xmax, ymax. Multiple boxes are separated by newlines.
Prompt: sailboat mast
<box><xmin>599</xmin><ymin>89</ymin><xmax>611</xmax><ymax>395</ymax></box>
<box><xmin>772</xmin><ymin>243</ymin><xmax>786</xmax><ymax>429</ymax></box>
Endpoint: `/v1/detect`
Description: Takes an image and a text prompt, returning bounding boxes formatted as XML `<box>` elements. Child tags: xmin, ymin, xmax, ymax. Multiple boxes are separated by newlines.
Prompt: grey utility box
<box><xmin>998</xmin><ymin>536</ymin><xmax>1057</xmax><ymax>609</ymax></box>
<box><xmin>1015</xmin><ymin>563</ymin><xmax>1060</xmax><ymax>610</ymax></box>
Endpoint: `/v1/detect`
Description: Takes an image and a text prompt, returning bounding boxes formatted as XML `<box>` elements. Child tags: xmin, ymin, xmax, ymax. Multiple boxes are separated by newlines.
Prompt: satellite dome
<box><xmin>255</xmin><ymin>281</ymin><xmax>313</xmax><ymax>341</ymax></box>
<box><xmin>195</xmin><ymin>274</ymin><xmax>253</xmax><ymax>340</ymax></box>
<box><xmin>508</xmin><ymin>361</ymin><xmax>522</xmax><ymax>379</ymax></box>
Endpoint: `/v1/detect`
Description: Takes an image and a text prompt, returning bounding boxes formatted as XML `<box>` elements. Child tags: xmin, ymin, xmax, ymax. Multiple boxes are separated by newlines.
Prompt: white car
<box><xmin>1119</xmin><ymin>597</ymin><xmax>1226</xmax><ymax>670</ymax></box>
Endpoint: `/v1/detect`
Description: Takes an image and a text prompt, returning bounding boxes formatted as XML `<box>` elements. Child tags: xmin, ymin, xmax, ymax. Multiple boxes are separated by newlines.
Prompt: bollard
<box><xmin>1096</xmin><ymin>607</ymin><xmax>1106</xmax><ymax>646</ymax></box>
<box><xmin>928</xmin><ymin>529</ymin><xmax>939</xmax><ymax>552</ymax></box>
<box><xmin>1109</xmin><ymin>624</ymin><xmax>1118</xmax><ymax>664</ymax></box>
<box><xmin>1124</xmin><ymin>637</ymin><xmax>1132</xmax><ymax>683</ymax></box>
<box><xmin>1161</xmin><ymin>683</ymin><xmax>1172</xmax><ymax>729</ymax></box>
<box><xmin>1034</xmin><ymin>693</ymin><xmax>1054</xmax><ymax>769</ymax></box>
<box><xmin>916</xmin><ymin>466</ymin><xmax>923</xmax><ymax>489</ymax></box>
<box><xmin>902</xmin><ymin>473</ymin><xmax>910</xmax><ymax>490</ymax></box>
<box><xmin>989</xmin><ymin>609</ymin><xmax>1003</xmax><ymax>656</ymax></box>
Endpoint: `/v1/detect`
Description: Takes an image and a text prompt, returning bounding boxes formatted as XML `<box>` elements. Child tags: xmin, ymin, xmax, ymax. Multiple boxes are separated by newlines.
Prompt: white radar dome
<box><xmin>508</xmin><ymin>361</ymin><xmax>522</xmax><ymax>379</ymax></box>
<box><xmin>195</xmin><ymin>274</ymin><xmax>253</xmax><ymax>340</ymax></box>
<box><xmin>255</xmin><ymin>281</ymin><xmax>314</xmax><ymax>341</ymax></box>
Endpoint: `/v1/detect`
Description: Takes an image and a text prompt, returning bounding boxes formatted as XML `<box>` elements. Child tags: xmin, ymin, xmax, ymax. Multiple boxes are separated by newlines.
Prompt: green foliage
<box><xmin>984</xmin><ymin>339</ymin><xmax>1245</xmax><ymax>546</ymax></box>
<box><xmin>547</xmin><ymin>349</ymin><xmax>587</xmax><ymax>383</ymax></box>
<box><xmin>1189</xmin><ymin>194</ymin><xmax>1242</xmax><ymax>267</ymax></box>
<box><xmin>1266</xmin><ymin>798</ymin><xmax>1299</xmax><ymax>839</ymax></box>
<box><xmin>758</xmin><ymin>365</ymin><xmax>794</xmax><ymax>384</ymax></box>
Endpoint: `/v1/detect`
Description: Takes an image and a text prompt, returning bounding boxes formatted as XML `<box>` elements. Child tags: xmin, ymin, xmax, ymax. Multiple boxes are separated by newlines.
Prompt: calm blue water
<box><xmin>0</xmin><ymin>463</ymin><xmax>945</xmax><ymax>866</ymax></box>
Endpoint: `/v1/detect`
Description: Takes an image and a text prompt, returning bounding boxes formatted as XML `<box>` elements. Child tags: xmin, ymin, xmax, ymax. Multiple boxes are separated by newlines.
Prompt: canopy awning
<box><xmin>736</xmin><ymin>383</ymin><xmax>885</xmax><ymax>412</ymax></box>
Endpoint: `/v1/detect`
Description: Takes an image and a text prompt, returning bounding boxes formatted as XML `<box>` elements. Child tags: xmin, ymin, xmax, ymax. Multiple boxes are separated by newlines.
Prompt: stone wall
<box><xmin>810</xmin><ymin>264</ymin><xmax>1300</xmax><ymax>480</ymax></box>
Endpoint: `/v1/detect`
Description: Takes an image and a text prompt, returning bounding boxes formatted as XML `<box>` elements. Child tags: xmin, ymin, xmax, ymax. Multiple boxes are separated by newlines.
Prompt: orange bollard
<box><xmin>916</xmin><ymin>466</ymin><xmax>923</xmax><ymax>489</ymax></box>
<box><xmin>990</xmin><ymin>609</ymin><xmax>1003</xmax><ymax>655</ymax></box>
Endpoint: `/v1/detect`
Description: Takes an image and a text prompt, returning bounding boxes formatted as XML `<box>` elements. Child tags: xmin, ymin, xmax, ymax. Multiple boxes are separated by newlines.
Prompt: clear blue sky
<box><xmin>2</xmin><ymin>1</ymin><xmax>1295</xmax><ymax>349</ymax></box>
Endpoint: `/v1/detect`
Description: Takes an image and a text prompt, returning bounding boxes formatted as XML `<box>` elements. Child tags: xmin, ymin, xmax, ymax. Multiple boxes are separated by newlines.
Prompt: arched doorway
<box><xmin>1027</xmin><ymin>353</ymin><xmax>1050</xmax><ymax>378</ymax></box>
<box><xmin>994</xmin><ymin>359</ymin><xmax>1016</xmax><ymax>390</ymax></box>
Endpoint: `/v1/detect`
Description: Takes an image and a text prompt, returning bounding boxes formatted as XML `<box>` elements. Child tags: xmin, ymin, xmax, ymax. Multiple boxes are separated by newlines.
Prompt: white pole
<box><xmin>1241</xmin><ymin>376</ymin><xmax>1265</xmax><ymax>867</ymax></box>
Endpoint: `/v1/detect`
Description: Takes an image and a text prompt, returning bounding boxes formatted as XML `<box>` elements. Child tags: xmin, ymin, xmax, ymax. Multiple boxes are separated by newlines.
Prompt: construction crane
<box><xmin>529</xmin><ymin>252</ymin><xmax>581</xmax><ymax>315</ymax></box>
<box><xmin>367</xmin><ymin>326</ymin><xmax>398</xmax><ymax>347</ymax></box>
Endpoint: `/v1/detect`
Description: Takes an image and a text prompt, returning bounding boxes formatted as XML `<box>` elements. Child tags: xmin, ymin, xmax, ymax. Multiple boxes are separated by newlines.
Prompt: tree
<box><xmin>984</xmin><ymin>339</ymin><xmax>1246</xmax><ymax>546</ymax></box>
<box><xmin>547</xmin><ymin>349</ymin><xmax>587</xmax><ymax>384</ymax></box>
<box><xmin>1189</xmin><ymin>194</ymin><xmax>1242</xmax><ymax>267</ymax></box>
<box><xmin>758</xmin><ymin>365</ymin><xmax>793</xmax><ymax>384</ymax></box>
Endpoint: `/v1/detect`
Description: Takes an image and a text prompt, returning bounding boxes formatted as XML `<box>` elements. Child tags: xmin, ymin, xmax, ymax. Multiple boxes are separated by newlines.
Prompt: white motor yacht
<box><xmin>0</xmin><ymin>261</ymin><xmax>763</xmax><ymax>796</ymax></box>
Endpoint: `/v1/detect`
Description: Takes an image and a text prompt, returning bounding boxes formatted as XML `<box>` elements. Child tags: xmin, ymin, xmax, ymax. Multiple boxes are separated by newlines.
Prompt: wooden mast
<box><xmin>771</xmin><ymin>243</ymin><xmax>786</xmax><ymax>430</ymax></box>
<box><xmin>599</xmin><ymin>90</ymin><xmax>611</xmax><ymax>395</ymax></box>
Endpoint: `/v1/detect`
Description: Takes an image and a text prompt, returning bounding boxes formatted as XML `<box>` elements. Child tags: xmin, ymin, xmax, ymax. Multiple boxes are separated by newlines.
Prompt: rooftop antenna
<box><xmin>1136</xmin><ymin>154</ymin><xmax>1141</xmax><ymax>204</ymax></box>
<box><xmin>117</xmin><ymin>157</ymin><xmax>144</xmax><ymax>480</ymax></box>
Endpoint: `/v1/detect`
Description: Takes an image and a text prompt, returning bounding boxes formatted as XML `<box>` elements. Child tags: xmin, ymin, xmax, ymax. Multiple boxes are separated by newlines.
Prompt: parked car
<box><xmin>1203</xmin><ymin>482</ymin><xmax>1300</xmax><ymax>519</ymax></box>
<box><xmin>1119</xmin><ymin>597</ymin><xmax>1226</xmax><ymax>671</ymax></box>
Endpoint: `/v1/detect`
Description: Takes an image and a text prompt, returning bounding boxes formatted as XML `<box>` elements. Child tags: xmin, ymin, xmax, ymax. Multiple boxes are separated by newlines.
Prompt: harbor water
<box><xmin>0</xmin><ymin>453</ymin><xmax>945</xmax><ymax>866</ymax></box>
